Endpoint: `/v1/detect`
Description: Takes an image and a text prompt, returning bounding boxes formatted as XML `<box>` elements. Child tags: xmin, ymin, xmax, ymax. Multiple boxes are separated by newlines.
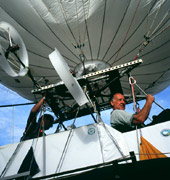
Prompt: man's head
<box><xmin>39</xmin><ymin>114</ymin><xmax>54</xmax><ymax>130</ymax></box>
<box><xmin>110</xmin><ymin>93</ymin><xmax>126</xmax><ymax>110</ymax></box>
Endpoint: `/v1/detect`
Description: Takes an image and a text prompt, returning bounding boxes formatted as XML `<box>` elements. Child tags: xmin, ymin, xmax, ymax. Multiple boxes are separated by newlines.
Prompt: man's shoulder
<box><xmin>111</xmin><ymin>109</ymin><xmax>134</xmax><ymax>123</ymax></box>
<box><xmin>110</xmin><ymin>109</ymin><xmax>135</xmax><ymax>132</ymax></box>
<box><xmin>112</xmin><ymin>109</ymin><xmax>130</xmax><ymax>115</ymax></box>
<box><xmin>111</xmin><ymin>110</ymin><xmax>127</xmax><ymax>120</ymax></box>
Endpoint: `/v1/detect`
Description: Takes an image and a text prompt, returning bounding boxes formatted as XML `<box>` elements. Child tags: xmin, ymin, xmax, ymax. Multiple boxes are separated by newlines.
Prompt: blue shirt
<box><xmin>21</xmin><ymin>120</ymin><xmax>44</xmax><ymax>141</ymax></box>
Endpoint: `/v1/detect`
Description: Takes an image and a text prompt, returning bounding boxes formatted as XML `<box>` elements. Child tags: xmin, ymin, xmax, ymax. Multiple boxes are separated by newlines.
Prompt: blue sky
<box><xmin>0</xmin><ymin>84</ymin><xmax>169</xmax><ymax>147</ymax></box>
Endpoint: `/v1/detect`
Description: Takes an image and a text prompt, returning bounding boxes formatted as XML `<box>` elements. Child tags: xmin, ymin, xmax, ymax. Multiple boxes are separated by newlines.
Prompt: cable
<box><xmin>112</xmin><ymin>0</ymin><xmax>142</xmax><ymax>65</ymax></box>
<box><xmin>102</xmin><ymin>123</ymin><xmax>126</xmax><ymax>158</ymax></box>
<box><xmin>129</xmin><ymin>76</ymin><xmax>165</xmax><ymax>110</ymax></box>
<box><xmin>134</xmin><ymin>82</ymin><xmax>165</xmax><ymax>110</ymax></box>
<box><xmin>55</xmin><ymin>107</ymin><xmax>80</xmax><ymax>174</ymax></box>
<box><xmin>0</xmin><ymin>141</ymin><xmax>25</xmax><ymax>178</ymax></box>
<box><xmin>0</xmin><ymin>102</ymin><xmax>35</xmax><ymax>108</ymax></box>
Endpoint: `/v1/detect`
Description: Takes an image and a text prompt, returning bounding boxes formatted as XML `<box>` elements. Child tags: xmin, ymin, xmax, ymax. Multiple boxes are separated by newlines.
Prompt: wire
<box><xmin>146</xmin><ymin>0</ymin><xmax>162</xmax><ymax>38</ymax></box>
<box><xmin>0</xmin><ymin>102</ymin><xmax>35</xmax><ymax>108</ymax></box>
<box><xmin>71</xmin><ymin>107</ymin><xmax>80</xmax><ymax>127</ymax></box>
<box><xmin>102</xmin><ymin>123</ymin><xmax>126</xmax><ymax>158</ymax></box>
<box><xmin>134</xmin><ymin>83</ymin><xmax>165</xmax><ymax>110</ymax></box>
<box><xmin>55</xmin><ymin>107</ymin><xmax>80</xmax><ymax>174</ymax></box>
<box><xmin>129</xmin><ymin>75</ymin><xmax>165</xmax><ymax>110</ymax></box>
<box><xmin>0</xmin><ymin>141</ymin><xmax>25</xmax><ymax>178</ymax></box>
<box><xmin>112</xmin><ymin>0</ymin><xmax>142</xmax><ymax>65</ymax></box>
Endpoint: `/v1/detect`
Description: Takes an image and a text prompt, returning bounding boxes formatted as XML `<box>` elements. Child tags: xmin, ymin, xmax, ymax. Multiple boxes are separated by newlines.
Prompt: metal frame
<box><xmin>32</xmin><ymin>59</ymin><xmax>143</xmax><ymax>123</ymax></box>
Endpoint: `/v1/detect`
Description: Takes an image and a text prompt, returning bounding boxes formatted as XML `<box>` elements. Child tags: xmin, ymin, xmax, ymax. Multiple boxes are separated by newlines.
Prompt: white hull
<box><xmin>0</xmin><ymin>121</ymin><xmax>170</xmax><ymax>179</ymax></box>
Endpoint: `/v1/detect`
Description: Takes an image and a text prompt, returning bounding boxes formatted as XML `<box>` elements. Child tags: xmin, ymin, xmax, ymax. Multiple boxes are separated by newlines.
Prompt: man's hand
<box><xmin>146</xmin><ymin>94</ymin><xmax>155</xmax><ymax>103</ymax></box>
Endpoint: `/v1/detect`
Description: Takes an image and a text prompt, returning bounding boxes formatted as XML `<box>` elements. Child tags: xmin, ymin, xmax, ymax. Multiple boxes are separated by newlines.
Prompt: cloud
<box><xmin>0</xmin><ymin>117</ymin><xmax>9</xmax><ymax>130</ymax></box>
<box><xmin>0</xmin><ymin>89</ymin><xmax>32</xmax><ymax>146</ymax></box>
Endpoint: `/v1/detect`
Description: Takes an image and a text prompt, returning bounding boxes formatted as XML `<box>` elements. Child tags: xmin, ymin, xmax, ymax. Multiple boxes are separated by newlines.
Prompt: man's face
<box><xmin>111</xmin><ymin>93</ymin><xmax>126</xmax><ymax>110</ymax></box>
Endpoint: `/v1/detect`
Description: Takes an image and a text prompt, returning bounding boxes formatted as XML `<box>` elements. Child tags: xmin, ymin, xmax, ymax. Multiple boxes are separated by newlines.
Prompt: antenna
<box><xmin>49</xmin><ymin>48</ymin><xmax>89</xmax><ymax>106</ymax></box>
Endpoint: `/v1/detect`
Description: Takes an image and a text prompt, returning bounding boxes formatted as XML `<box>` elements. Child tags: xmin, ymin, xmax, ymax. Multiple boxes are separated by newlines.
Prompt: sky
<box><xmin>0</xmin><ymin>83</ymin><xmax>170</xmax><ymax>147</ymax></box>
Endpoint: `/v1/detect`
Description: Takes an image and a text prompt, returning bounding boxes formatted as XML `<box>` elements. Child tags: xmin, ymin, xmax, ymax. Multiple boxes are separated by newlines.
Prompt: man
<box><xmin>21</xmin><ymin>96</ymin><xmax>54</xmax><ymax>141</ymax></box>
<box><xmin>110</xmin><ymin>93</ymin><xmax>155</xmax><ymax>132</ymax></box>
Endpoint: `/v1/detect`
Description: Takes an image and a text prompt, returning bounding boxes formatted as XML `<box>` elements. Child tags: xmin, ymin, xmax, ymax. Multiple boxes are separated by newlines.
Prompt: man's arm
<box><xmin>26</xmin><ymin>96</ymin><xmax>45</xmax><ymax>126</ymax></box>
<box><xmin>133</xmin><ymin>94</ymin><xmax>155</xmax><ymax>125</ymax></box>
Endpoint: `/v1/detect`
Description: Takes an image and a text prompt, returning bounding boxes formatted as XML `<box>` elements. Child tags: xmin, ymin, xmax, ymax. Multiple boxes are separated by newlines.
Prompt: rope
<box><xmin>39</xmin><ymin>102</ymin><xmax>47</xmax><ymax>176</ymax></box>
<box><xmin>133</xmin><ymin>3</ymin><xmax>169</xmax><ymax>61</ymax></box>
<box><xmin>145</xmin><ymin>6</ymin><xmax>170</xmax><ymax>42</ymax></box>
<box><xmin>75</xmin><ymin>0</ymin><xmax>82</xmax><ymax>46</ymax></box>
<box><xmin>21</xmin><ymin>97</ymin><xmax>46</xmax><ymax>141</ymax></box>
<box><xmin>75</xmin><ymin>0</ymin><xmax>91</xmax><ymax>62</ymax></box>
<box><xmin>40</xmin><ymin>0</ymin><xmax>89</xmax><ymax>63</ymax></box>
<box><xmin>25</xmin><ymin>139</ymin><xmax>38</xmax><ymax>180</ymax></box>
<box><xmin>135</xmin><ymin>126</ymin><xmax>140</xmax><ymax>156</ymax></box>
<box><xmin>102</xmin><ymin>123</ymin><xmax>126</xmax><ymax>158</ymax></box>
<box><xmin>136</xmin><ymin>152</ymin><xmax>170</xmax><ymax>156</ymax></box>
<box><xmin>60</xmin><ymin>0</ymin><xmax>88</xmax><ymax>62</ymax></box>
<box><xmin>24</xmin><ymin>115</ymin><xmax>46</xmax><ymax>180</ymax></box>
<box><xmin>81</xmin><ymin>0</ymin><xmax>93</xmax><ymax>60</ymax></box>
<box><xmin>55</xmin><ymin>129</ymin><xmax>74</xmax><ymax>174</ymax></box>
<box><xmin>132</xmin><ymin>2</ymin><xmax>151</xmax><ymax>60</ymax></box>
<box><xmin>150</xmin><ymin>10</ymin><xmax>169</xmax><ymax>37</ymax></box>
<box><xmin>112</xmin><ymin>0</ymin><xmax>142</xmax><ymax>65</ymax></box>
<box><xmin>128</xmin><ymin>76</ymin><xmax>165</xmax><ymax>110</ymax></box>
<box><xmin>96</xmin><ymin>123</ymin><xmax>105</xmax><ymax>163</ymax></box>
<box><xmin>59</xmin><ymin>0</ymin><xmax>88</xmax><ymax>62</ymax></box>
<box><xmin>97</xmin><ymin>0</ymin><xmax>107</xmax><ymax>59</ymax></box>
<box><xmin>104</xmin><ymin>0</ymin><xmax>131</xmax><ymax>62</ymax></box>
<box><xmin>134</xmin><ymin>82</ymin><xmax>165</xmax><ymax>110</ymax></box>
<box><xmin>12</xmin><ymin>106</ymin><xmax>14</xmax><ymax>144</ymax></box>
<box><xmin>25</xmin><ymin>104</ymin><xmax>47</xmax><ymax>178</ymax></box>
<box><xmin>150</xmin><ymin>23</ymin><xmax>170</xmax><ymax>41</ymax></box>
<box><xmin>71</xmin><ymin>107</ymin><xmax>80</xmax><ymax>128</ymax></box>
<box><xmin>39</xmin><ymin>0</ymin><xmax>77</xmax><ymax>51</ymax></box>
<box><xmin>1</xmin><ymin>97</ymin><xmax>46</xmax><ymax>178</ymax></box>
<box><xmin>146</xmin><ymin>1</ymin><xmax>162</xmax><ymax>38</ymax></box>
<box><xmin>0</xmin><ymin>141</ymin><xmax>25</xmax><ymax>178</ymax></box>
<box><xmin>81</xmin><ymin>0</ymin><xmax>91</xmax><ymax>47</ymax></box>
<box><xmin>59</xmin><ymin>1</ymin><xmax>78</xmax><ymax>46</ymax></box>
<box><xmin>55</xmin><ymin>107</ymin><xmax>80</xmax><ymax>174</ymax></box>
